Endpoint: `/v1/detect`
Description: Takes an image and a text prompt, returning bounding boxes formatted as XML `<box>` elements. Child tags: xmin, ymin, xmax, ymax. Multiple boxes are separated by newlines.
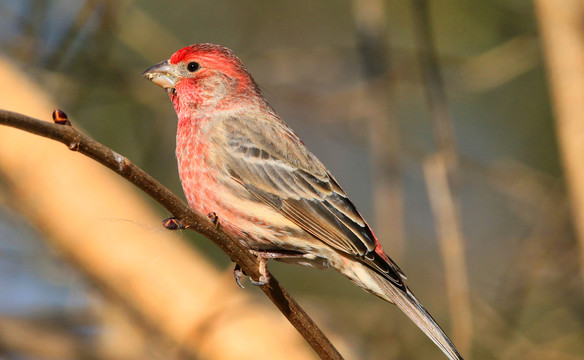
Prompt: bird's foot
<box><xmin>233</xmin><ymin>262</ymin><xmax>269</xmax><ymax>287</ymax></box>
<box><xmin>250</xmin><ymin>250</ymin><xmax>284</xmax><ymax>285</ymax></box>
<box><xmin>162</xmin><ymin>216</ymin><xmax>186</xmax><ymax>230</ymax></box>
<box><xmin>232</xmin><ymin>250</ymin><xmax>310</xmax><ymax>288</ymax></box>
<box><xmin>232</xmin><ymin>250</ymin><xmax>281</xmax><ymax>288</ymax></box>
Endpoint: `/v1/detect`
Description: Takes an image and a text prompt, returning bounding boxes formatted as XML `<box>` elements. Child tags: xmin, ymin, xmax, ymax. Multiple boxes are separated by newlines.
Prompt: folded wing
<box><xmin>221</xmin><ymin>114</ymin><xmax>405</xmax><ymax>287</ymax></box>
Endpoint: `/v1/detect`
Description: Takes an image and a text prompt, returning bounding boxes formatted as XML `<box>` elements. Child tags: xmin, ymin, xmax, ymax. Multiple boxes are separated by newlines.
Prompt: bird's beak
<box><xmin>142</xmin><ymin>59</ymin><xmax>178</xmax><ymax>89</ymax></box>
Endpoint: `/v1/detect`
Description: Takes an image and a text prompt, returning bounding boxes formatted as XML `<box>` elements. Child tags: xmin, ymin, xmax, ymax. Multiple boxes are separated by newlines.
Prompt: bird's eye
<box><xmin>187</xmin><ymin>62</ymin><xmax>200</xmax><ymax>72</ymax></box>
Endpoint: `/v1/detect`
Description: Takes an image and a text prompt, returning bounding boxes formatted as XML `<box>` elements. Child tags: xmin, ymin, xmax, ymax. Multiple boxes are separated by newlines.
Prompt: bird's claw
<box><xmin>250</xmin><ymin>274</ymin><xmax>270</xmax><ymax>286</ymax></box>
<box><xmin>233</xmin><ymin>264</ymin><xmax>246</xmax><ymax>288</ymax></box>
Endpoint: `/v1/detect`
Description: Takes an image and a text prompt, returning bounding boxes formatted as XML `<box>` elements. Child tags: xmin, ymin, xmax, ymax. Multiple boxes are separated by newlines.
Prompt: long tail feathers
<box><xmin>367</xmin><ymin>268</ymin><xmax>464</xmax><ymax>360</ymax></box>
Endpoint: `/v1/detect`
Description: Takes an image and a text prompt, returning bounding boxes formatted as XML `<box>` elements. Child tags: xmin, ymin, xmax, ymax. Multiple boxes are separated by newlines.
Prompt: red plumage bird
<box><xmin>143</xmin><ymin>43</ymin><xmax>463</xmax><ymax>360</ymax></box>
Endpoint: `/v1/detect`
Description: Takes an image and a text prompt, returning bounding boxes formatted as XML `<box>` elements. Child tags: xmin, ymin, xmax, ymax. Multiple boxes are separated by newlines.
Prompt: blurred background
<box><xmin>1</xmin><ymin>0</ymin><xmax>583</xmax><ymax>359</ymax></box>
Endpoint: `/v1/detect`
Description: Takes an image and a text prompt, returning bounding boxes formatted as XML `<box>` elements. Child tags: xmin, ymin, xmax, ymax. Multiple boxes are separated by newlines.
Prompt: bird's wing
<box><xmin>220</xmin><ymin>114</ymin><xmax>405</xmax><ymax>286</ymax></box>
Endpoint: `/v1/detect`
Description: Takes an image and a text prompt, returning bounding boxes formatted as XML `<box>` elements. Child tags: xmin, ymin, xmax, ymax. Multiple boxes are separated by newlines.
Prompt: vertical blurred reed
<box><xmin>534</xmin><ymin>0</ymin><xmax>584</xmax><ymax>283</ymax></box>
<box><xmin>351</xmin><ymin>0</ymin><xmax>405</xmax><ymax>262</ymax></box>
<box><xmin>411</xmin><ymin>0</ymin><xmax>473</xmax><ymax>356</ymax></box>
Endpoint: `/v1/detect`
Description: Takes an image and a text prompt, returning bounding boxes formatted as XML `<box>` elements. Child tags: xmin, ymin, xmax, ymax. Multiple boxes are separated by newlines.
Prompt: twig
<box><xmin>0</xmin><ymin>109</ymin><xmax>343</xmax><ymax>360</ymax></box>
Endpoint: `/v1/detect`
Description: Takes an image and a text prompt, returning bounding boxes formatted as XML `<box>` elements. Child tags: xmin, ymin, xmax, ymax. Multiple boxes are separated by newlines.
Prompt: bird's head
<box><xmin>143</xmin><ymin>43</ymin><xmax>261</xmax><ymax>113</ymax></box>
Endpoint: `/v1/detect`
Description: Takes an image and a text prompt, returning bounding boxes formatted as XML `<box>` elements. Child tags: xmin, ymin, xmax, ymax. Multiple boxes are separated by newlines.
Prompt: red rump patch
<box><xmin>374</xmin><ymin>242</ymin><xmax>390</xmax><ymax>262</ymax></box>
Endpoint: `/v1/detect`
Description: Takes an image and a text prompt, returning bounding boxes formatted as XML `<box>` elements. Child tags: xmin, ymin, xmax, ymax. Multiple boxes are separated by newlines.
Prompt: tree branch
<box><xmin>0</xmin><ymin>108</ymin><xmax>343</xmax><ymax>360</ymax></box>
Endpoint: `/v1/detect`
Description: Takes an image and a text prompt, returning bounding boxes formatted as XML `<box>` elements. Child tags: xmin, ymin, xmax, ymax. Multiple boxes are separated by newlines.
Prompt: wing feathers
<box><xmin>222</xmin><ymin>114</ymin><xmax>402</xmax><ymax>280</ymax></box>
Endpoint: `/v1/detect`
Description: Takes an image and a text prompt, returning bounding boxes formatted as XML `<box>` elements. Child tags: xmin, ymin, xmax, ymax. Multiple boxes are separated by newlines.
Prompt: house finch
<box><xmin>143</xmin><ymin>43</ymin><xmax>463</xmax><ymax>360</ymax></box>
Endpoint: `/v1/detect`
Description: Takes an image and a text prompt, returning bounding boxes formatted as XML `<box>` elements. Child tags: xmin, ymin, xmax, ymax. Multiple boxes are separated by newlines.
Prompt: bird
<box><xmin>143</xmin><ymin>43</ymin><xmax>463</xmax><ymax>360</ymax></box>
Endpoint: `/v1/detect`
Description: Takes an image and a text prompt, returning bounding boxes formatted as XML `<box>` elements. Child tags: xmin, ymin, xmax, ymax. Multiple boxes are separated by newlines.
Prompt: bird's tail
<box><xmin>365</xmin><ymin>267</ymin><xmax>464</xmax><ymax>360</ymax></box>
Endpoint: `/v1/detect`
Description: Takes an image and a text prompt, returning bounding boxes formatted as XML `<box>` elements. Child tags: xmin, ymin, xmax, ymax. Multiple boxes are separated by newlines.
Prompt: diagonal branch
<box><xmin>0</xmin><ymin>108</ymin><xmax>343</xmax><ymax>360</ymax></box>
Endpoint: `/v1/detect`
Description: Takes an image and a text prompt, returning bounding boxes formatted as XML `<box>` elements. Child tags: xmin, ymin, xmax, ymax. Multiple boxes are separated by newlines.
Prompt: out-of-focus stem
<box><xmin>352</xmin><ymin>0</ymin><xmax>405</xmax><ymax>261</ymax></box>
<box><xmin>534</xmin><ymin>0</ymin><xmax>584</xmax><ymax>284</ymax></box>
<box><xmin>412</xmin><ymin>0</ymin><xmax>472</xmax><ymax>355</ymax></box>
